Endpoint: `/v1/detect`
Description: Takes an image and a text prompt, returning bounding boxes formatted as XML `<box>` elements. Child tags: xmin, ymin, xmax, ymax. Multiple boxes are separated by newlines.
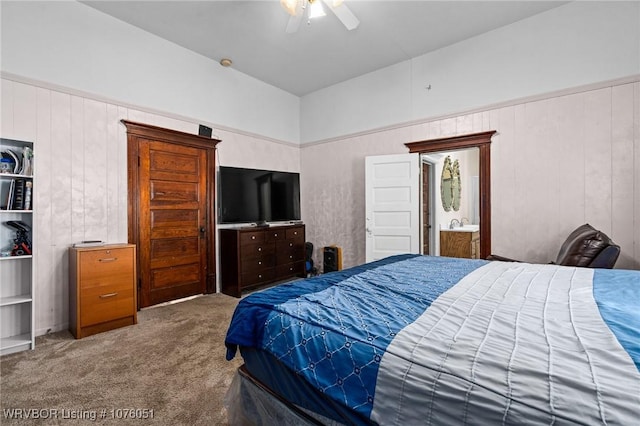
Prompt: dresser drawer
<box><xmin>241</xmin><ymin>255</ymin><xmax>275</xmax><ymax>274</ymax></box>
<box><xmin>265</xmin><ymin>228</ymin><xmax>286</xmax><ymax>242</ymax></box>
<box><xmin>242</xmin><ymin>242</ymin><xmax>275</xmax><ymax>260</ymax></box>
<box><xmin>276</xmin><ymin>261</ymin><xmax>304</xmax><ymax>278</ymax></box>
<box><xmin>79</xmin><ymin>248</ymin><xmax>134</xmax><ymax>285</ymax></box>
<box><xmin>276</xmin><ymin>247</ymin><xmax>304</xmax><ymax>264</ymax></box>
<box><xmin>276</xmin><ymin>239</ymin><xmax>304</xmax><ymax>260</ymax></box>
<box><xmin>286</xmin><ymin>227</ymin><xmax>304</xmax><ymax>241</ymax></box>
<box><xmin>240</xmin><ymin>231</ymin><xmax>265</xmax><ymax>245</ymax></box>
<box><xmin>241</xmin><ymin>268</ymin><xmax>275</xmax><ymax>287</ymax></box>
<box><xmin>276</xmin><ymin>239</ymin><xmax>303</xmax><ymax>251</ymax></box>
<box><xmin>80</xmin><ymin>281</ymin><xmax>135</xmax><ymax>327</ymax></box>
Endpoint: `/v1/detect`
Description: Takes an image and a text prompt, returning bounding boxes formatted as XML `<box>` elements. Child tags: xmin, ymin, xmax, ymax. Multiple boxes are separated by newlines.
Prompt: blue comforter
<box><xmin>225</xmin><ymin>255</ymin><xmax>640</xmax><ymax>425</ymax></box>
<box><xmin>225</xmin><ymin>255</ymin><xmax>486</xmax><ymax>416</ymax></box>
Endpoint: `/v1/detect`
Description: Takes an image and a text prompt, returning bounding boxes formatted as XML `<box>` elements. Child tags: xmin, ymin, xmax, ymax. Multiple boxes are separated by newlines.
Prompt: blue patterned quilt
<box><xmin>225</xmin><ymin>255</ymin><xmax>640</xmax><ymax>425</ymax></box>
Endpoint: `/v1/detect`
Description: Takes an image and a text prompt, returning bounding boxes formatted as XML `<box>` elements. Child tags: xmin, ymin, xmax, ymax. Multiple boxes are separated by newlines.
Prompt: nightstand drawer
<box><xmin>80</xmin><ymin>283</ymin><xmax>135</xmax><ymax>327</ymax></box>
<box><xmin>79</xmin><ymin>248</ymin><xmax>134</xmax><ymax>283</ymax></box>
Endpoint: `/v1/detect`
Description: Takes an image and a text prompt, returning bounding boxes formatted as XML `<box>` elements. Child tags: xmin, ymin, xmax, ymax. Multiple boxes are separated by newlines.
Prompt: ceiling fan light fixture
<box><xmin>280</xmin><ymin>0</ymin><xmax>298</xmax><ymax>16</ymax></box>
<box><xmin>308</xmin><ymin>0</ymin><xmax>326</xmax><ymax>19</ymax></box>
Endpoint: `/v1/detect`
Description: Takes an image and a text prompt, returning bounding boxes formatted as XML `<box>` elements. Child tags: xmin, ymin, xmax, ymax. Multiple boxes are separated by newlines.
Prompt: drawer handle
<box><xmin>258</xmin><ymin>274</ymin><xmax>262</xmax><ymax>279</ymax></box>
<box><xmin>258</xmin><ymin>261</ymin><xmax>262</xmax><ymax>265</ymax></box>
<box><xmin>289</xmin><ymin>255</ymin><xmax>293</xmax><ymax>259</ymax></box>
<box><xmin>274</xmin><ymin>233</ymin><xmax>278</xmax><ymax>237</ymax></box>
<box><xmin>289</xmin><ymin>243</ymin><xmax>293</xmax><ymax>247</ymax></box>
<box><xmin>99</xmin><ymin>292</ymin><xmax>118</xmax><ymax>299</ymax></box>
<box><xmin>99</xmin><ymin>257</ymin><xmax>118</xmax><ymax>262</ymax></box>
<box><xmin>258</xmin><ymin>247</ymin><xmax>262</xmax><ymax>252</ymax></box>
<box><xmin>251</xmin><ymin>236</ymin><xmax>256</xmax><ymax>240</ymax></box>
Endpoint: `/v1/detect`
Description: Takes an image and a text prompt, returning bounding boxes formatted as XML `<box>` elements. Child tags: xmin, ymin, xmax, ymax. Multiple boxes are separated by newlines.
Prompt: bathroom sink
<box><xmin>441</xmin><ymin>225</ymin><xmax>479</xmax><ymax>232</ymax></box>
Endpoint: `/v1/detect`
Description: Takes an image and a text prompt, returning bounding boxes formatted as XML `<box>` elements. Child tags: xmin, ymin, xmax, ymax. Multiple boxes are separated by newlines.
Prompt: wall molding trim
<box><xmin>3</xmin><ymin>71</ymin><xmax>638</xmax><ymax>150</ymax></box>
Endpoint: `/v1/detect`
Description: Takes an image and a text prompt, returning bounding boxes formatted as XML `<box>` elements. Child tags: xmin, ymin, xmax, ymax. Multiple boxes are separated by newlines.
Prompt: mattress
<box><xmin>225</xmin><ymin>254</ymin><xmax>640</xmax><ymax>425</ymax></box>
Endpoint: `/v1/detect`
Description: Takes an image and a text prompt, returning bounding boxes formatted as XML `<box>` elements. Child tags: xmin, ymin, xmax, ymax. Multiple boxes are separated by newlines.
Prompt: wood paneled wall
<box><xmin>1</xmin><ymin>77</ymin><xmax>300</xmax><ymax>336</ymax></box>
<box><xmin>2</xmin><ymin>74</ymin><xmax>638</xmax><ymax>337</ymax></box>
<box><xmin>301</xmin><ymin>79</ymin><xmax>640</xmax><ymax>271</ymax></box>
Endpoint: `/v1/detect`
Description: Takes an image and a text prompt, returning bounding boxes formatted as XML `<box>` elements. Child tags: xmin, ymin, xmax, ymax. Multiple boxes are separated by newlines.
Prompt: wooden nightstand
<box><xmin>69</xmin><ymin>244</ymin><xmax>137</xmax><ymax>339</ymax></box>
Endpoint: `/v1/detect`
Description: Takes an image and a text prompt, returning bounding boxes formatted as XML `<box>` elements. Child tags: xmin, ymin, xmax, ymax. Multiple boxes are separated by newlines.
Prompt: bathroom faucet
<box><xmin>449</xmin><ymin>219</ymin><xmax>460</xmax><ymax>229</ymax></box>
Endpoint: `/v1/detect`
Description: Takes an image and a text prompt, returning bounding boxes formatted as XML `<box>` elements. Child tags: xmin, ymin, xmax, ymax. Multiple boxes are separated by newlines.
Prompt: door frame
<box><xmin>406</xmin><ymin>130</ymin><xmax>496</xmax><ymax>259</ymax></box>
<box><xmin>122</xmin><ymin>120</ymin><xmax>220</xmax><ymax>308</ymax></box>
<box><xmin>420</xmin><ymin>156</ymin><xmax>436</xmax><ymax>255</ymax></box>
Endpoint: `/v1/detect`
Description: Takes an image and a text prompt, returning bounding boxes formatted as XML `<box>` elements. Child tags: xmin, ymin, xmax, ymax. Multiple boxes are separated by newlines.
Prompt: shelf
<box><xmin>1</xmin><ymin>136</ymin><xmax>35</xmax><ymax>356</ymax></box>
<box><xmin>0</xmin><ymin>334</ymin><xmax>33</xmax><ymax>354</ymax></box>
<box><xmin>0</xmin><ymin>173</ymin><xmax>33</xmax><ymax>179</ymax></box>
<box><xmin>0</xmin><ymin>255</ymin><xmax>33</xmax><ymax>261</ymax></box>
<box><xmin>0</xmin><ymin>295</ymin><xmax>32</xmax><ymax>307</ymax></box>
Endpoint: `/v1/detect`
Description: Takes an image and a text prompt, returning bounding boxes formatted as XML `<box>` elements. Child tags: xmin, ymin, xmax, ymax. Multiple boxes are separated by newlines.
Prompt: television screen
<box><xmin>218</xmin><ymin>166</ymin><xmax>300</xmax><ymax>224</ymax></box>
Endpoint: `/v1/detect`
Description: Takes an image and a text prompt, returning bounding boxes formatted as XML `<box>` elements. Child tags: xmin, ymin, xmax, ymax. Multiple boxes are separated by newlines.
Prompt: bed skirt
<box><xmin>225</xmin><ymin>366</ymin><xmax>344</xmax><ymax>426</ymax></box>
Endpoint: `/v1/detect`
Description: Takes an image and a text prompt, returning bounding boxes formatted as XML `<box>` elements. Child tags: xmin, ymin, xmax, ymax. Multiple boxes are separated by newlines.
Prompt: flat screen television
<box><xmin>218</xmin><ymin>166</ymin><xmax>301</xmax><ymax>224</ymax></box>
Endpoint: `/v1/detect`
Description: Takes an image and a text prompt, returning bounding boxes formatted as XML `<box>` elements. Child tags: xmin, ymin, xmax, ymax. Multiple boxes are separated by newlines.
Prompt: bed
<box><xmin>224</xmin><ymin>254</ymin><xmax>640</xmax><ymax>425</ymax></box>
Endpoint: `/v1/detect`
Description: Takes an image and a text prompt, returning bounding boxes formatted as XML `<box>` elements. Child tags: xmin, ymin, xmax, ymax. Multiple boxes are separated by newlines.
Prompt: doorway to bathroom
<box><xmin>421</xmin><ymin>147</ymin><xmax>480</xmax><ymax>256</ymax></box>
<box><xmin>406</xmin><ymin>130</ymin><xmax>495</xmax><ymax>259</ymax></box>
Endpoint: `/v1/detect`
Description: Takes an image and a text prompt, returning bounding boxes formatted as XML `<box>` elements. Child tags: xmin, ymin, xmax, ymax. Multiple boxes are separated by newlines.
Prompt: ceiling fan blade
<box><xmin>323</xmin><ymin>0</ymin><xmax>360</xmax><ymax>31</ymax></box>
<box><xmin>285</xmin><ymin>13</ymin><xmax>303</xmax><ymax>33</ymax></box>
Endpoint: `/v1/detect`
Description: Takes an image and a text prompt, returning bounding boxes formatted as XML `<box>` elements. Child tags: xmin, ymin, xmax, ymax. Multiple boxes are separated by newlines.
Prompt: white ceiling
<box><xmin>82</xmin><ymin>1</ymin><xmax>568</xmax><ymax>96</ymax></box>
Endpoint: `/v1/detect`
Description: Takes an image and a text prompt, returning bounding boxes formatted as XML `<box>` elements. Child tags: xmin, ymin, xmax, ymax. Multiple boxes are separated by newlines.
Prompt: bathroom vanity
<box><xmin>440</xmin><ymin>226</ymin><xmax>480</xmax><ymax>259</ymax></box>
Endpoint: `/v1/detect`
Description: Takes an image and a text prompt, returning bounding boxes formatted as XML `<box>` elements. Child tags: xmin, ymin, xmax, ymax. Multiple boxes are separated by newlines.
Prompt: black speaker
<box><xmin>323</xmin><ymin>246</ymin><xmax>342</xmax><ymax>274</ymax></box>
<box><xmin>198</xmin><ymin>124</ymin><xmax>212</xmax><ymax>137</ymax></box>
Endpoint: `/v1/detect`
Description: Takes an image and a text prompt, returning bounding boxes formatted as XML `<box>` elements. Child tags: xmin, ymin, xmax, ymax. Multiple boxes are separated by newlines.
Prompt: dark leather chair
<box><xmin>488</xmin><ymin>223</ymin><xmax>620</xmax><ymax>269</ymax></box>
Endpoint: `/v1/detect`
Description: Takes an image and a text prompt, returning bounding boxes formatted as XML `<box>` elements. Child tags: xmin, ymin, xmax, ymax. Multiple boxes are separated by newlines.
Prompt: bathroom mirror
<box><xmin>452</xmin><ymin>159</ymin><xmax>461</xmax><ymax>212</ymax></box>
<box><xmin>440</xmin><ymin>156</ymin><xmax>453</xmax><ymax>211</ymax></box>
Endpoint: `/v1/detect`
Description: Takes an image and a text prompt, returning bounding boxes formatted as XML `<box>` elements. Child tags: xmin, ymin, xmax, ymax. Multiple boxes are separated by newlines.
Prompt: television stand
<box><xmin>219</xmin><ymin>224</ymin><xmax>305</xmax><ymax>297</ymax></box>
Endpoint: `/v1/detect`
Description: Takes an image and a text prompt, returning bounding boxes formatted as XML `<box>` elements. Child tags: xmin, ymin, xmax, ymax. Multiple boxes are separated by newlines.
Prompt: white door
<box><xmin>365</xmin><ymin>154</ymin><xmax>420</xmax><ymax>262</ymax></box>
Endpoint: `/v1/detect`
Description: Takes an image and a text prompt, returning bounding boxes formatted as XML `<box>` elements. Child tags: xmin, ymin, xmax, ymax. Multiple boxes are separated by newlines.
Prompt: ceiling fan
<box><xmin>280</xmin><ymin>0</ymin><xmax>360</xmax><ymax>33</ymax></box>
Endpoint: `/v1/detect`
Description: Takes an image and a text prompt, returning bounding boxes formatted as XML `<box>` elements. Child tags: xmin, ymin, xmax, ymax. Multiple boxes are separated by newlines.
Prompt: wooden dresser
<box><xmin>440</xmin><ymin>230</ymin><xmax>480</xmax><ymax>259</ymax></box>
<box><xmin>69</xmin><ymin>244</ymin><xmax>137</xmax><ymax>339</ymax></box>
<box><xmin>220</xmin><ymin>224</ymin><xmax>305</xmax><ymax>297</ymax></box>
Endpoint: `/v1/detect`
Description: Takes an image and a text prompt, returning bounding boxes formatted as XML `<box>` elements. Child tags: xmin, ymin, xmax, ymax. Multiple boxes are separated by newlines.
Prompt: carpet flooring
<box><xmin>1</xmin><ymin>294</ymin><xmax>243</xmax><ymax>425</ymax></box>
